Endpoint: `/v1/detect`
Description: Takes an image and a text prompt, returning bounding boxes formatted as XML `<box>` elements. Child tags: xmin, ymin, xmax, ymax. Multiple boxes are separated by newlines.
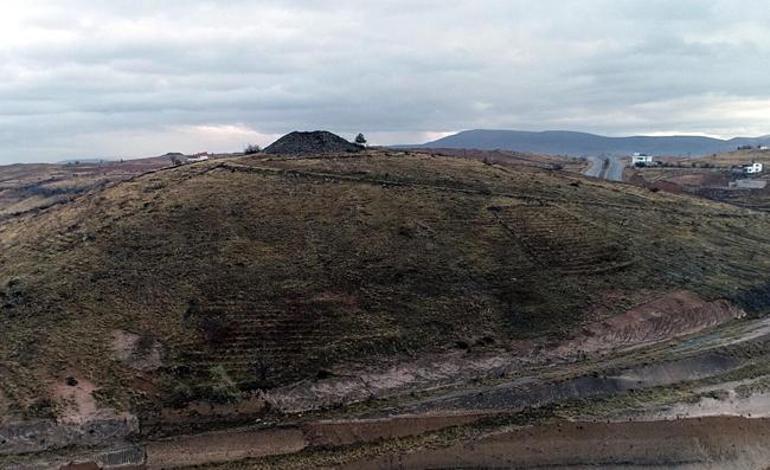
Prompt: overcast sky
<box><xmin>2</xmin><ymin>0</ymin><xmax>770</xmax><ymax>163</ymax></box>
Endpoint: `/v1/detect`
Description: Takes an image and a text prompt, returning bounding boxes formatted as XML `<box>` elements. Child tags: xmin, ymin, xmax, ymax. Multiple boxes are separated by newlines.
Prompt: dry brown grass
<box><xmin>684</xmin><ymin>148</ymin><xmax>770</xmax><ymax>166</ymax></box>
<box><xmin>0</xmin><ymin>156</ymin><xmax>172</xmax><ymax>220</ymax></box>
<box><xmin>1</xmin><ymin>150</ymin><xmax>769</xmax><ymax>422</ymax></box>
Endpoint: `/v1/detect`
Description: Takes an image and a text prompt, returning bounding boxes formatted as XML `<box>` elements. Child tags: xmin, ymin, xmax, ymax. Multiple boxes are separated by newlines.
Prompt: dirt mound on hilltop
<box><xmin>263</xmin><ymin>131</ymin><xmax>363</xmax><ymax>155</ymax></box>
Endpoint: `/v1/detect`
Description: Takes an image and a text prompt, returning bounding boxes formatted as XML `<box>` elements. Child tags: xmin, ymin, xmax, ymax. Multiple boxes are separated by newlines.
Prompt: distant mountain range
<box><xmin>413</xmin><ymin>130</ymin><xmax>770</xmax><ymax>156</ymax></box>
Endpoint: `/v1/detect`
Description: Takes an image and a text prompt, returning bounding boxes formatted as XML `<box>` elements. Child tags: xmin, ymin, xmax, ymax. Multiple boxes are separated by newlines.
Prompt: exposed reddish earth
<box><xmin>144</xmin><ymin>414</ymin><xmax>487</xmax><ymax>468</ymax></box>
<box><xmin>256</xmin><ymin>290</ymin><xmax>744</xmax><ymax>416</ymax></box>
<box><xmin>346</xmin><ymin>417</ymin><xmax>770</xmax><ymax>469</ymax></box>
<box><xmin>5</xmin><ymin>290</ymin><xmax>766</xmax><ymax>469</ymax></box>
<box><xmin>557</xmin><ymin>290</ymin><xmax>746</xmax><ymax>356</ymax></box>
<box><xmin>146</xmin><ymin>427</ymin><xmax>306</xmax><ymax>468</ymax></box>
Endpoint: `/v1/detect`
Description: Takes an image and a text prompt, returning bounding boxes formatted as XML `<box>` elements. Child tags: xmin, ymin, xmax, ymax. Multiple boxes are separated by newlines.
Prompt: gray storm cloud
<box><xmin>1</xmin><ymin>0</ymin><xmax>769</xmax><ymax>162</ymax></box>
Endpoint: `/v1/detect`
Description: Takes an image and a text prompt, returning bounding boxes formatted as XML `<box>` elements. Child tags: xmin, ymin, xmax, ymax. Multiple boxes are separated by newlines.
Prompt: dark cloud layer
<box><xmin>1</xmin><ymin>0</ymin><xmax>769</xmax><ymax>162</ymax></box>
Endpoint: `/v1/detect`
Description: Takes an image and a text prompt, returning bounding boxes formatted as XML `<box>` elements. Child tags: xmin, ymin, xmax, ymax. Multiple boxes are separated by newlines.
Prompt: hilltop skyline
<box><xmin>2</xmin><ymin>0</ymin><xmax>770</xmax><ymax>163</ymax></box>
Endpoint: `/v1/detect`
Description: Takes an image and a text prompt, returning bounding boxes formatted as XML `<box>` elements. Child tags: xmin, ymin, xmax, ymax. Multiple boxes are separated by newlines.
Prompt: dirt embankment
<box><xmin>4</xmin><ymin>291</ymin><xmax>751</xmax><ymax>467</ymax></box>
<box><xmin>264</xmin><ymin>291</ymin><xmax>743</xmax><ymax>415</ymax></box>
<box><xmin>0</xmin><ymin>415</ymin><xmax>137</xmax><ymax>456</ymax></box>
<box><xmin>637</xmin><ymin>391</ymin><xmax>770</xmax><ymax>421</ymax></box>
<box><xmin>262</xmin><ymin>352</ymin><xmax>513</xmax><ymax>414</ymax></box>
<box><xmin>1</xmin><ymin>375</ymin><xmax>138</xmax><ymax>458</ymax></box>
<box><xmin>144</xmin><ymin>414</ymin><xmax>485</xmax><ymax>469</ymax></box>
<box><xmin>346</xmin><ymin>417</ymin><xmax>770</xmax><ymax>469</ymax></box>
<box><xmin>48</xmin><ymin>312</ymin><xmax>770</xmax><ymax>469</ymax></box>
<box><xmin>558</xmin><ymin>290</ymin><xmax>745</xmax><ymax>356</ymax></box>
<box><xmin>111</xmin><ymin>329</ymin><xmax>163</xmax><ymax>372</ymax></box>
<box><xmin>146</xmin><ymin>427</ymin><xmax>305</xmax><ymax>469</ymax></box>
<box><xmin>400</xmin><ymin>352</ymin><xmax>741</xmax><ymax>415</ymax></box>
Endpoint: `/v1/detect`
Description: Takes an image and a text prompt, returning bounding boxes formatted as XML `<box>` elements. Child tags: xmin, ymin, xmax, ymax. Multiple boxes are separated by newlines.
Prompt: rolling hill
<box><xmin>417</xmin><ymin>129</ymin><xmax>770</xmax><ymax>156</ymax></box>
<box><xmin>3</xmin><ymin>148</ymin><xmax>770</xmax><ymax>466</ymax></box>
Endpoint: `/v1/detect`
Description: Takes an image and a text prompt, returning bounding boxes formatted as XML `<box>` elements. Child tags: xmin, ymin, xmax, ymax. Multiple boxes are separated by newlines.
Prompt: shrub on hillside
<box><xmin>244</xmin><ymin>144</ymin><xmax>261</xmax><ymax>155</ymax></box>
<box><xmin>205</xmin><ymin>365</ymin><xmax>241</xmax><ymax>404</ymax></box>
<box><xmin>164</xmin><ymin>366</ymin><xmax>241</xmax><ymax>407</ymax></box>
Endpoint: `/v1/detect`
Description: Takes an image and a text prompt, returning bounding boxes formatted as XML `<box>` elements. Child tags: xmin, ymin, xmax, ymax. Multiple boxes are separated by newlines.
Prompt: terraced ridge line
<box><xmin>552</xmin><ymin>201</ymin><xmax>767</xmax><ymax>300</ymax></box>
<box><xmin>175</xmin><ymin>300</ymin><xmax>339</xmax><ymax>386</ymax></box>
<box><xmin>496</xmin><ymin>203</ymin><xmax>632</xmax><ymax>274</ymax></box>
<box><xmin>216</xmin><ymin>162</ymin><xmax>759</xmax><ymax>218</ymax></box>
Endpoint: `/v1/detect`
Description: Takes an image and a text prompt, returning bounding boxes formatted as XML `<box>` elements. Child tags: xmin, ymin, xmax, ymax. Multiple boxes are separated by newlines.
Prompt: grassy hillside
<box><xmin>1</xmin><ymin>150</ymin><xmax>770</xmax><ymax>420</ymax></box>
<box><xmin>0</xmin><ymin>157</ymin><xmax>171</xmax><ymax>221</ymax></box>
<box><xmin>685</xmin><ymin>148</ymin><xmax>770</xmax><ymax>167</ymax></box>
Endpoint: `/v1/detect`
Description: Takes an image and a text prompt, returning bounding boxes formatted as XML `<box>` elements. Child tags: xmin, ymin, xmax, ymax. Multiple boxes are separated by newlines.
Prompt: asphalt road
<box><xmin>584</xmin><ymin>156</ymin><xmax>625</xmax><ymax>181</ymax></box>
<box><xmin>584</xmin><ymin>156</ymin><xmax>605</xmax><ymax>178</ymax></box>
<box><xmin>606</xmin><ymin>156</ymin><xmax>625</xmax><ymax>181</ymax></box>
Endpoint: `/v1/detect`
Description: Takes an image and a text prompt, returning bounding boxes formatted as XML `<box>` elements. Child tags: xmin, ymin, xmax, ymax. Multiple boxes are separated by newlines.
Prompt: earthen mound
<box><xmin>263</xmin><ymin>131</ymin><xmax>363</xmax><ymax>155</ymax></box>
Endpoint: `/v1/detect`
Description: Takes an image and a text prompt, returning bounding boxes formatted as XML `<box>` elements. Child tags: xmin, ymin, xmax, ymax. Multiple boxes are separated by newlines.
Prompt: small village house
<box><xmin>187</xmin><ymin>152</ymin><xmax>210</xmax><ymax>163</ymax></box>
<box><xmin>631</xmin><ymin>153</ymin><xmax>654</xmax><ymax>166</ymax></box>
<box><xmin>743</xmin><ymin>162</ymin><xmax>764</xmax><ymax>174</ymax></box>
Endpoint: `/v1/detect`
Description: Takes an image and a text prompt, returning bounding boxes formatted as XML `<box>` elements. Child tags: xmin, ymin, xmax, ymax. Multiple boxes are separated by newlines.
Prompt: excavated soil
<box><xmin>348</xmin><ymin>417</ymin><xmax>770</xmax><ymax>469</ymax></box>
<box><xmin>23</xmin><ymin>317</ymin><xmax>770</xmax><ymax>468</ymax></box>
<box><xmin>146</xmin><ymin>427</ymin><xmax>306</xmax><ymax>469</ymax></box>
<box><xmin>557</xmin><ymin>290</ymin><xmax>745</xmax><ymax>356</ymax></box>
<box><xmin>637</xmin><ymin>391</ymin><xmax>770</xmax><ymax>421</ymax></box>
<box><xmin>263</xmin><ymin>351</ymin><xmax>514</xmax><ymax>414</ymax></box>
<box><xmin>111</xmin><ymin>330</ymin><xmax>163</xmax><ymax>371</ymax></box>
<box><xmin>143</xmin><ymin>414</ymin><xmax>485</xmax><ymax>469</ymax></box>
<box><xmin>397</xmin><ymin>356</ymin><xmax>740</xmax><ymax>415</ymax></box>
<box><xmin>51</xmin><ymin>376</ymin><xmax>100</xmax><ymax>425</ymax></box>
<box><xmin>302</xmin><ymin>414</ymin><xmax>485</xmax><ymax>448</ymax></box>
<box><xmin>265</xmin><ymin>290</ymin><xmax>744</xmax><ymax>415</ymax></box>
<box><xmin>158</xmin><ymin>395</ymin><xmax>267</xmax><ymax>424</ymax></box>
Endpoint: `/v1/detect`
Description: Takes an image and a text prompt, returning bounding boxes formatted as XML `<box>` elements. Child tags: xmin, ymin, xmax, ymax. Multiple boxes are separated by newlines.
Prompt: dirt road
<box><xmin>584</xmin><ymin>155</ymin><xmax>625</xmax><ymax>181</ymax></box>
<box><xmin>606</xmin><ymin>156</ymin><xmax>626</xmax><ymax>181</ymax></box>
<box><xmin>584</xmin><ymin>156</ymin><xmax>606</xmax><ymax>178</ymax></box>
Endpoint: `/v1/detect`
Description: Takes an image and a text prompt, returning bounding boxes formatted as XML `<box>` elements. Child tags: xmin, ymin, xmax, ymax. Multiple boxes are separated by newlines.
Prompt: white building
<box><xmin>631</xmin><ymin>153</ymin><xmax>654</xmax><ymax>166</ymax></box>
<box><xmin>744</xmin><ymin>162</ymin><xmax>764</xmax><ymax>174</ymax></box>
<box><xmin>187</xmin><ymin>153</ymin><xmax>210</xmax><ymax>163</ymax></box>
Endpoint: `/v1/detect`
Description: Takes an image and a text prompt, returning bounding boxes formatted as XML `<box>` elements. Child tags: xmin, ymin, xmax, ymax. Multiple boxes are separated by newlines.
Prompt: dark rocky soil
<box><xmin>263</xmin><ymin>131</ymin><xmax>363</xmax><ymax>155</ymax></box>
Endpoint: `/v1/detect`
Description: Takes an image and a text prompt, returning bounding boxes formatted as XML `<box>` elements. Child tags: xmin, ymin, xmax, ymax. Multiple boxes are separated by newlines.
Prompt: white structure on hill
<box><xmin>187</xmin><ymin>153</ymin><xmax>210</xmax><ymax>163</ymax></box>
<box><xmin>743</xmin><ymin>162</ymin><xmax>764</xmax><ymax>174</ymax></box>
<box><xmin>631</xmin><ymin>153</ymin><xmax>654</xmax><ymax>166</ymax></box>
